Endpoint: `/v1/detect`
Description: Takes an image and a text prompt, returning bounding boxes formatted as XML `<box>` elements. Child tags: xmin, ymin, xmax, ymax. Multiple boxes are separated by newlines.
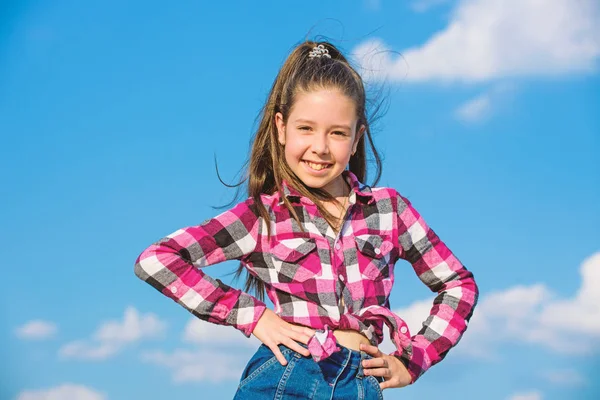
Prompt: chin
<box><xmin>299</xmin><ymin>177</ymin><xmax>330</xmax><ymax>189</ymax></box>
<box><xmin>289</xmin><ymin>161</ymin><xmax>344</xmax><ymax>191</ymax></box>
<box><xmin>296</xmin><ymin>172</ymin><xmax>340</xmax><ymax>191</ymax></box>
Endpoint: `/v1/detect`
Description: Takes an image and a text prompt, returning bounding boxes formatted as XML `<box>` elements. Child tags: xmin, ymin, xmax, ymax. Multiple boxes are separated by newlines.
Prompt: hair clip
<box><xmin>308</xmin><ymin>44</ymin><xmax>331</xmax><ymax>59</ymax></box>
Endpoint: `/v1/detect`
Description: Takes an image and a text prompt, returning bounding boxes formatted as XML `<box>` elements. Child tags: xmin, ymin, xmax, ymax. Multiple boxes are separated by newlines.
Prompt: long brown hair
<box><xmin>221</xmin><ymin>40</ymin><xmax>384</xmax><ymax>300</ymax></box>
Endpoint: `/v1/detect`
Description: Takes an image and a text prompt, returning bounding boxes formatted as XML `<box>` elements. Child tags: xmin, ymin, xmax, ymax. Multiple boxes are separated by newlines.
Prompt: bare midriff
<box><xmin>332</xmin><ymin>328</ymin><xmax>370</xmax><ymax>351</ymax></box>
<box><xmin>288</xmin><ymin>322</ymin><xmax>370</xmax><ymax>352</ymax></box>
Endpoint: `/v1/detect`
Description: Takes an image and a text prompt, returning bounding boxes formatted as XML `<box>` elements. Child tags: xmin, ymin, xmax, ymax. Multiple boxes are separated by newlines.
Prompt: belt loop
<box><xmin>357</xmin><ymin>350</ymin><xmax>368</xmax><ymax>379</ymax></box>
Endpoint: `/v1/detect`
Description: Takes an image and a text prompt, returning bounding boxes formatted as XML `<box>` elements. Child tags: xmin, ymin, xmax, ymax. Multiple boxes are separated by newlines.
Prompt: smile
<box><xmin>303</xmin><ymin>161</ymin><xmax>333</xmax><ymax>171</ymax></box>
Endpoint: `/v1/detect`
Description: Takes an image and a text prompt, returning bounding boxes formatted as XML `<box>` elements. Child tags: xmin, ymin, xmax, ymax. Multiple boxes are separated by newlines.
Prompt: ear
<box><xmin>352</xmin><ymin>124</ymin><xmax>365</xmax><ymax>155</ymax></box>
<box><xmin>275</xmin><ymin>112</ymin><xmax>286</xmax><ymax>146</ymax></box>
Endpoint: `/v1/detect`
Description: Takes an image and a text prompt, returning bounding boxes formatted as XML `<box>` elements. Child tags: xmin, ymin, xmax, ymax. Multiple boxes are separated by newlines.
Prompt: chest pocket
<box><xmin>269</xmin><ymin>237</ymin><xmax>321</xmax><ymax>283</ymax></box>
<box><xmin>354</xmin><ymin>234</ymin><xmax>395</xmax><ymax>281</ymax></box>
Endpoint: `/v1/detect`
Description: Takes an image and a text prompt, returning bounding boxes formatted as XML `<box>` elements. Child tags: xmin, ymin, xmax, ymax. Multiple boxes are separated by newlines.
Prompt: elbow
<box><xmin>471</xmin><ymin>273</ymin><xmax>480</xmax><ymax>308</ymax></box>
<box><xmin>134</xmin><ymin>260</ymin><xmax>147</xmax><ymax>281</ymax></box>
<box><xmin>133</xmin><ymin>259</ymin><xmax>149</xmax><ymax>281</ymax></box>
<box><xmin>461</xmin><ymin>270</ymin><xmax>479</xmax><ymax>319</ymax></box>
<box><xmin>133</xmin><ymin>248</ymin><xmax>154</xmax><ymax>281</ymax></box>
<box><xmin>133</xmin><ymin>240</ymin><xmax>171</xmax><ymax>281</ymax></box>
<box><xmin>458</xmin><ymin>267</ymin><xmax>479</xmax><ymax>294</ymax></box>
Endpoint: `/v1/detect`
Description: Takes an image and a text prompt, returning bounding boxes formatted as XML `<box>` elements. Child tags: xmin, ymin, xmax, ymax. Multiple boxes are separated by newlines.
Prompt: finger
<box><xmin>380</xmin><ymin>380</ymin><xmax>397</xmax><ymax>391</ymax></box>
<box><xmin>284</xmin><ymin>327</ymin><xmax>313</xmax><ymax>345</ymax></box>
<box><xmin>362</xmin><ymin>358</ymin><xmax>388</xmax><ymax>369</ymax></box>
<box><xmin>270</xmin><ymin>345</ymin><xmax>288</xmax><ymax>366</ymax></box>
<box><xmin>359</xmin><ymin>343</ymin><xmax>382</xmax><ymax>356</ymax></box>
<box><xmin>304</xmin><ymin>327</ymin><xmax>316</xmax><ymax>336</ymax></box>
<box><xmin>287</xmin><ymin>324</ymin><xmax>316</xmax><ymax>339</ymax></box>
<box><xmin>364</xmin><ymin>367</ymin><xmax>391</xmax><ymax>378</ymax></box>
<box><xmin>283</xmin><ymin>338</ymin><xmax>311</xmax><ymax>358</ymax></box>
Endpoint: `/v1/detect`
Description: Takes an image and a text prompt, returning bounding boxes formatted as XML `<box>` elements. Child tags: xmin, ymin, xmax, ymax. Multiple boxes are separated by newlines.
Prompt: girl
<box><xmin>134</xmin><ymin>41</ymin><xmax>478</xmax><ymax>399</ymax></box>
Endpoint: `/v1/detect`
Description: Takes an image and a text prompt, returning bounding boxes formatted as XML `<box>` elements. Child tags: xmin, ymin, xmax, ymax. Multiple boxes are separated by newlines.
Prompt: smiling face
<box><xmin>275</xmin><ymin>89</ymin><xmax>364</xmax><ymax>198</ymax></box>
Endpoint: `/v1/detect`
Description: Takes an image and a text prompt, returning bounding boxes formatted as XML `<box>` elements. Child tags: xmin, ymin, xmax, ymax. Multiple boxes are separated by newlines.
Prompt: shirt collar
<box><xmin>279</xmin><ymin>170</ymin><xmax>375</xmax><ymax>206</ymax></box>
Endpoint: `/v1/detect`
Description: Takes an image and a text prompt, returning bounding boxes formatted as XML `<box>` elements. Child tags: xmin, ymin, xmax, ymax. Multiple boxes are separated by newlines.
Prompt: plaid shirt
<box><xmin>134</xmin><ymin>170</ymin><xmax>478</xmax><ymax>383</ymax></box>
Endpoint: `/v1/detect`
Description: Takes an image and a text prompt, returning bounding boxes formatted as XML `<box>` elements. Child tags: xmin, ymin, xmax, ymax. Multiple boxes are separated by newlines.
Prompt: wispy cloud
<box><xmin>411</xmin><ymin>0</ymin><xmax>452</xmax><ymax>13</ymax></box>
<box><xmin>455</xmin><ymin>83</ymin><xmax>515</xmax><ymax>123</ymax></box>
<box><xmin>141</xmin><ymin>348</ymin><xmax>247</xmax><ymax>383</ymax></box>
<box><xmin>16</xmin><ymin>384</ymin><xmax>106</xmax><ymax>400</ymax></box>
<box><xmin>354</xmin><ymin>0</ymin><xmax>600</xmax><ymax>82</ymax></box>
<box><xmin>59</xmin><ymin>341</ymin><xmax>121</xmax><ymax>361</ymax></box>
<box><xmin>364</xmin><ymin>0</ymin><xmax>381</xmax><ymax>11</ymax></box>
<box><xmin>59</xmin><ymin>306</ymin><xmax>166</xmax><ymax>361</ymax></box>
<box><xmin>15</xmin><ymin>320</ymin><xmax>58</xmax><ymax>340</ymax></box>
<box><xmin>182</xmin><ymin>318</ymin><xmax>260</xmax><ymax>347</ymax></box>
<box><xmin>455</xmin><ymin>93</ymin><xmax>491</xmax><ymax>123</ymax></box>
<box><xmin>507</xmin><ymin>391</ymin><xmax>543</xmax><ymax>400</ymax></box>
<box><xmin>539</xmin><ymin>369</ymin><xmax>586</xmax><ymax>386</ymax></box>
<box><xmin>141</xmin><ymin>318</ymin><xmax>257</xmax><ymax>383</ymax></box>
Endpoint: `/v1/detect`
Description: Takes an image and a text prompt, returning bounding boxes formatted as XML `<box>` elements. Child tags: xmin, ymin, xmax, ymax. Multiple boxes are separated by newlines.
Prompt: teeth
<box><xmin>305</xmin><ymin>161</ymin><xmax>331</xmax><ymax>171</ymax></box>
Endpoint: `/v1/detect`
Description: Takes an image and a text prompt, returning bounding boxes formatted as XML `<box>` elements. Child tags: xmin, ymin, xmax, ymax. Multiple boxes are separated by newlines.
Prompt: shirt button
<box><xmin>335</xmin><ymin>243</ymin><xmax>341</xmax><ymax>250</ymax></box>
<box><xmin>374</xmin><ymin>248</ymin><xmax>381</xmax><ymax>255</ymax></box>
<box><xmin>170</xmin><ymin>286</ymin><xmax>178</xmax><ymax>294</ymax></box>
<box><xmin>339</xmin><ymin>275</ymin><xmax>345</xmax><ymax>282</ymax></box>
<box><xmin>400</xmin><ymin>326</ymin><xmax>408</xmax><ymax>334</ymax></box>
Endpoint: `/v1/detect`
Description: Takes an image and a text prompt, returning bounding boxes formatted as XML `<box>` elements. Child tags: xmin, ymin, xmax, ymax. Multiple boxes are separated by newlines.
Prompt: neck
<box><xmin>325</xmin><ymin>174</ymin><xmax>350</xmax><ymax>199</ymax></box>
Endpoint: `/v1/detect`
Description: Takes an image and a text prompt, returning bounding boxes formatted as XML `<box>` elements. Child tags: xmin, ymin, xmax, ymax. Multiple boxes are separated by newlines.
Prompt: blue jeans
<box><xmin>233</xmin><ymin>342</ymin><xmax>385</xmax><ymax>400</ymax></box>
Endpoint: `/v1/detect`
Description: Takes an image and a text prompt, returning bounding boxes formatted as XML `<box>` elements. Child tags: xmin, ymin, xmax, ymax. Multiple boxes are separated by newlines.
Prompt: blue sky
<box><xmin>1</xmin><ymin>0</ymin><xmax>599</xmax><ymax>399</ymax></box>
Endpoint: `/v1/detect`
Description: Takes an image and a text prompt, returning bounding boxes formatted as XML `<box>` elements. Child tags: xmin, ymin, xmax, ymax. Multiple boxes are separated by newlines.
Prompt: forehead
<box><xmin>289</xmin><ymin>89</ymin><xmax>357</xmax><ymax>122</ymax></box>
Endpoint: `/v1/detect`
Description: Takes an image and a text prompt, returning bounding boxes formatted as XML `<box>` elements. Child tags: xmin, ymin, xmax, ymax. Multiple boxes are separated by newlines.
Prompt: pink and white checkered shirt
<box><xmin>134</xmin><ymin>170</ymin><xmax>478</xmax><ymax>383</ymax></box>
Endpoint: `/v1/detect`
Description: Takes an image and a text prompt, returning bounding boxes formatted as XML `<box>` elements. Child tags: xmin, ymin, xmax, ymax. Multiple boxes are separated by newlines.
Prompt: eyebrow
<box><xmin>294</xmin><ymin>119</ymin><xmax>352</xmax><ymax>130</ymax></box>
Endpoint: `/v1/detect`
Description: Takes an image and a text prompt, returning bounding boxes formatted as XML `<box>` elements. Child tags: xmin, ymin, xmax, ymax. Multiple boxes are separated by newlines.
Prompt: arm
<box><xmin>392</xmin><ymin>190</ymin><xmax>479</xmax><ymax>383</ymax></box>
<box><xmin>134</xmin><ymin>198</ymin><xmax>267</xmax><ymax>337</ymax></box>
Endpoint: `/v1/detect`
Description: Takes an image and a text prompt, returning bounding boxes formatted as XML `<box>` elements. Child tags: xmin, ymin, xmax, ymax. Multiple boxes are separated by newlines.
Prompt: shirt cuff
<box><xmin>392</xmin><ymin>340</ymin><xmax>432</xmax><ymax>384</ymax></box>
<box><xmin>226</xmin><ymin>291</ymin><xmax>268</xmax><ymax>338</ymax></box>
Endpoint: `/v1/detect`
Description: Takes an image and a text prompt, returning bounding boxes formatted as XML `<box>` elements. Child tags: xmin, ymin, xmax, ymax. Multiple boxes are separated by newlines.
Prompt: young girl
<box><xmin>134</xmin><ymin>41</ymin><xmax>478</xmax><ymax>399</ymax></box>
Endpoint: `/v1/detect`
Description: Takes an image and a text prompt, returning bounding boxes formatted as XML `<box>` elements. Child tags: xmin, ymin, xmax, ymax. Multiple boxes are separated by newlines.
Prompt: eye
<box><xmin>332</xmin><ymin>130</ymin><xmax>347</xmax><ymax>136</ymax></box>
<box><xmin>298</xmin><ymin>126</ymin><xmax>311</xmax><ymax>131</ymax></box>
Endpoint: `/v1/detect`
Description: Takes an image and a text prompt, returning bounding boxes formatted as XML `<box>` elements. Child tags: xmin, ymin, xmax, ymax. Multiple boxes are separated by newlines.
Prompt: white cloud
<box><xmin>141</xmin><ymin>348</ymin><xmax>249</xmax><ymax>383</ymax></box>
<box><xmin>537</xmin><ymin>252</ymin><xmax>600</xmax><ymax>336</ymax></box>
<box><xmin>458</xmin><ymin>251</ymin><xmax>600</xmax><ymax>357</ymax></box>
<box><xmin>380</xmin><ymin>252</ymin><xmax>600</xmax><ymax>359</ymax></box>
<box><xmin>454</xmin><ymin>82</ymin><xmax>516</xmax><ymax>123</ymax></box>
<box><xmin>354</xmin><ymin>0</ymin><xmax>600</xmax><ymax>82</ymax></box>
<box><xmin>455</xmin><ymin>93</ymin><xmax>491</xmax><ymax>122</ymax></box>
<box><xmin>507</xmin><ymin>391</ymin><xmax>543</xmax><ymax>400</ymax></box>
<box><xmin>94</xmin><ymin>306</ymin><xmax>165</xmax><ymax>343</ymax></box>
<box><xmin>59</xmin><ymin>341</ymin><xmax>120</xmax><ymax>361</ymax></box>
<box><xmin>59</xmin><ymin>306</ymin><xmax>166</xmax><ymax>361</ymax></box>
<box><xmin>15</xmin><ymin>320</ymin><xmax>57</xmax><ymax>340</ymax></box>
<box><xmin>182</xmin><ymin>318</ymin><xmax>259</xmax><ymax>347</ymax></box>
<box><xmin>411</xmin><ymin>0</ymin><xmax>452</xmax><ymax>13</ymax></box>
<box><xmin>540</xmin><ymin>369</ymin><xmax>586</xmax><ymax>386</ymax></box>
<box><xmin>140</xmin><ymin>317</ymin><xmax>261</xmax><ymax>383</ymax></box>
<box><xmin>16</xmin><ymin>384</ymin><xmax>106</xmax><ymax>400</ymax></box>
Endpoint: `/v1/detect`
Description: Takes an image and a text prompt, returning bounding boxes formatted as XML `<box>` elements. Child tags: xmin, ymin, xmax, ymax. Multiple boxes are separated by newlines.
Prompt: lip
<box><xmin>301</xmin><ymin>160</ymin><xmax>333</xmax><ymax>175</ymax></box>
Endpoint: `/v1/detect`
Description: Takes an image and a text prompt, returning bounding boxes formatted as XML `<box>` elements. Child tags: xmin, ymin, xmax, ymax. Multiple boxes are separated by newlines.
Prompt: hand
<box><xmin>360</xmin><ymin>343</ymin><xmax>412</xmax><ymax>390</ymax></box>
<box><xmin>252</xmin><ymin>308</ymin><xmax>316</xmax><ymax>366</ymax></box>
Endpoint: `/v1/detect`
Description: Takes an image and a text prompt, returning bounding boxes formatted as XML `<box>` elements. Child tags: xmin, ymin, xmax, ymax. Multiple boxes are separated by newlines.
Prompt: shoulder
<box><xmin>366</xmin><ymin>184</ymin><xmax>413</xmax><ymax>212</ymax></box>
<box><xmin>230</xmin><ymin>192</ymin><xmax>284</xmax><ymax>218</ymax></box>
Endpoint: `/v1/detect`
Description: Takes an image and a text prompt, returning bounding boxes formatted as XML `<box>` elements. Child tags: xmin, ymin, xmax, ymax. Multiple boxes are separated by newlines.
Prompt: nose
<box><xmin>311</xmin><ymin>133</ymin><xmax>329</xmax><ymax>155</ymax></box>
